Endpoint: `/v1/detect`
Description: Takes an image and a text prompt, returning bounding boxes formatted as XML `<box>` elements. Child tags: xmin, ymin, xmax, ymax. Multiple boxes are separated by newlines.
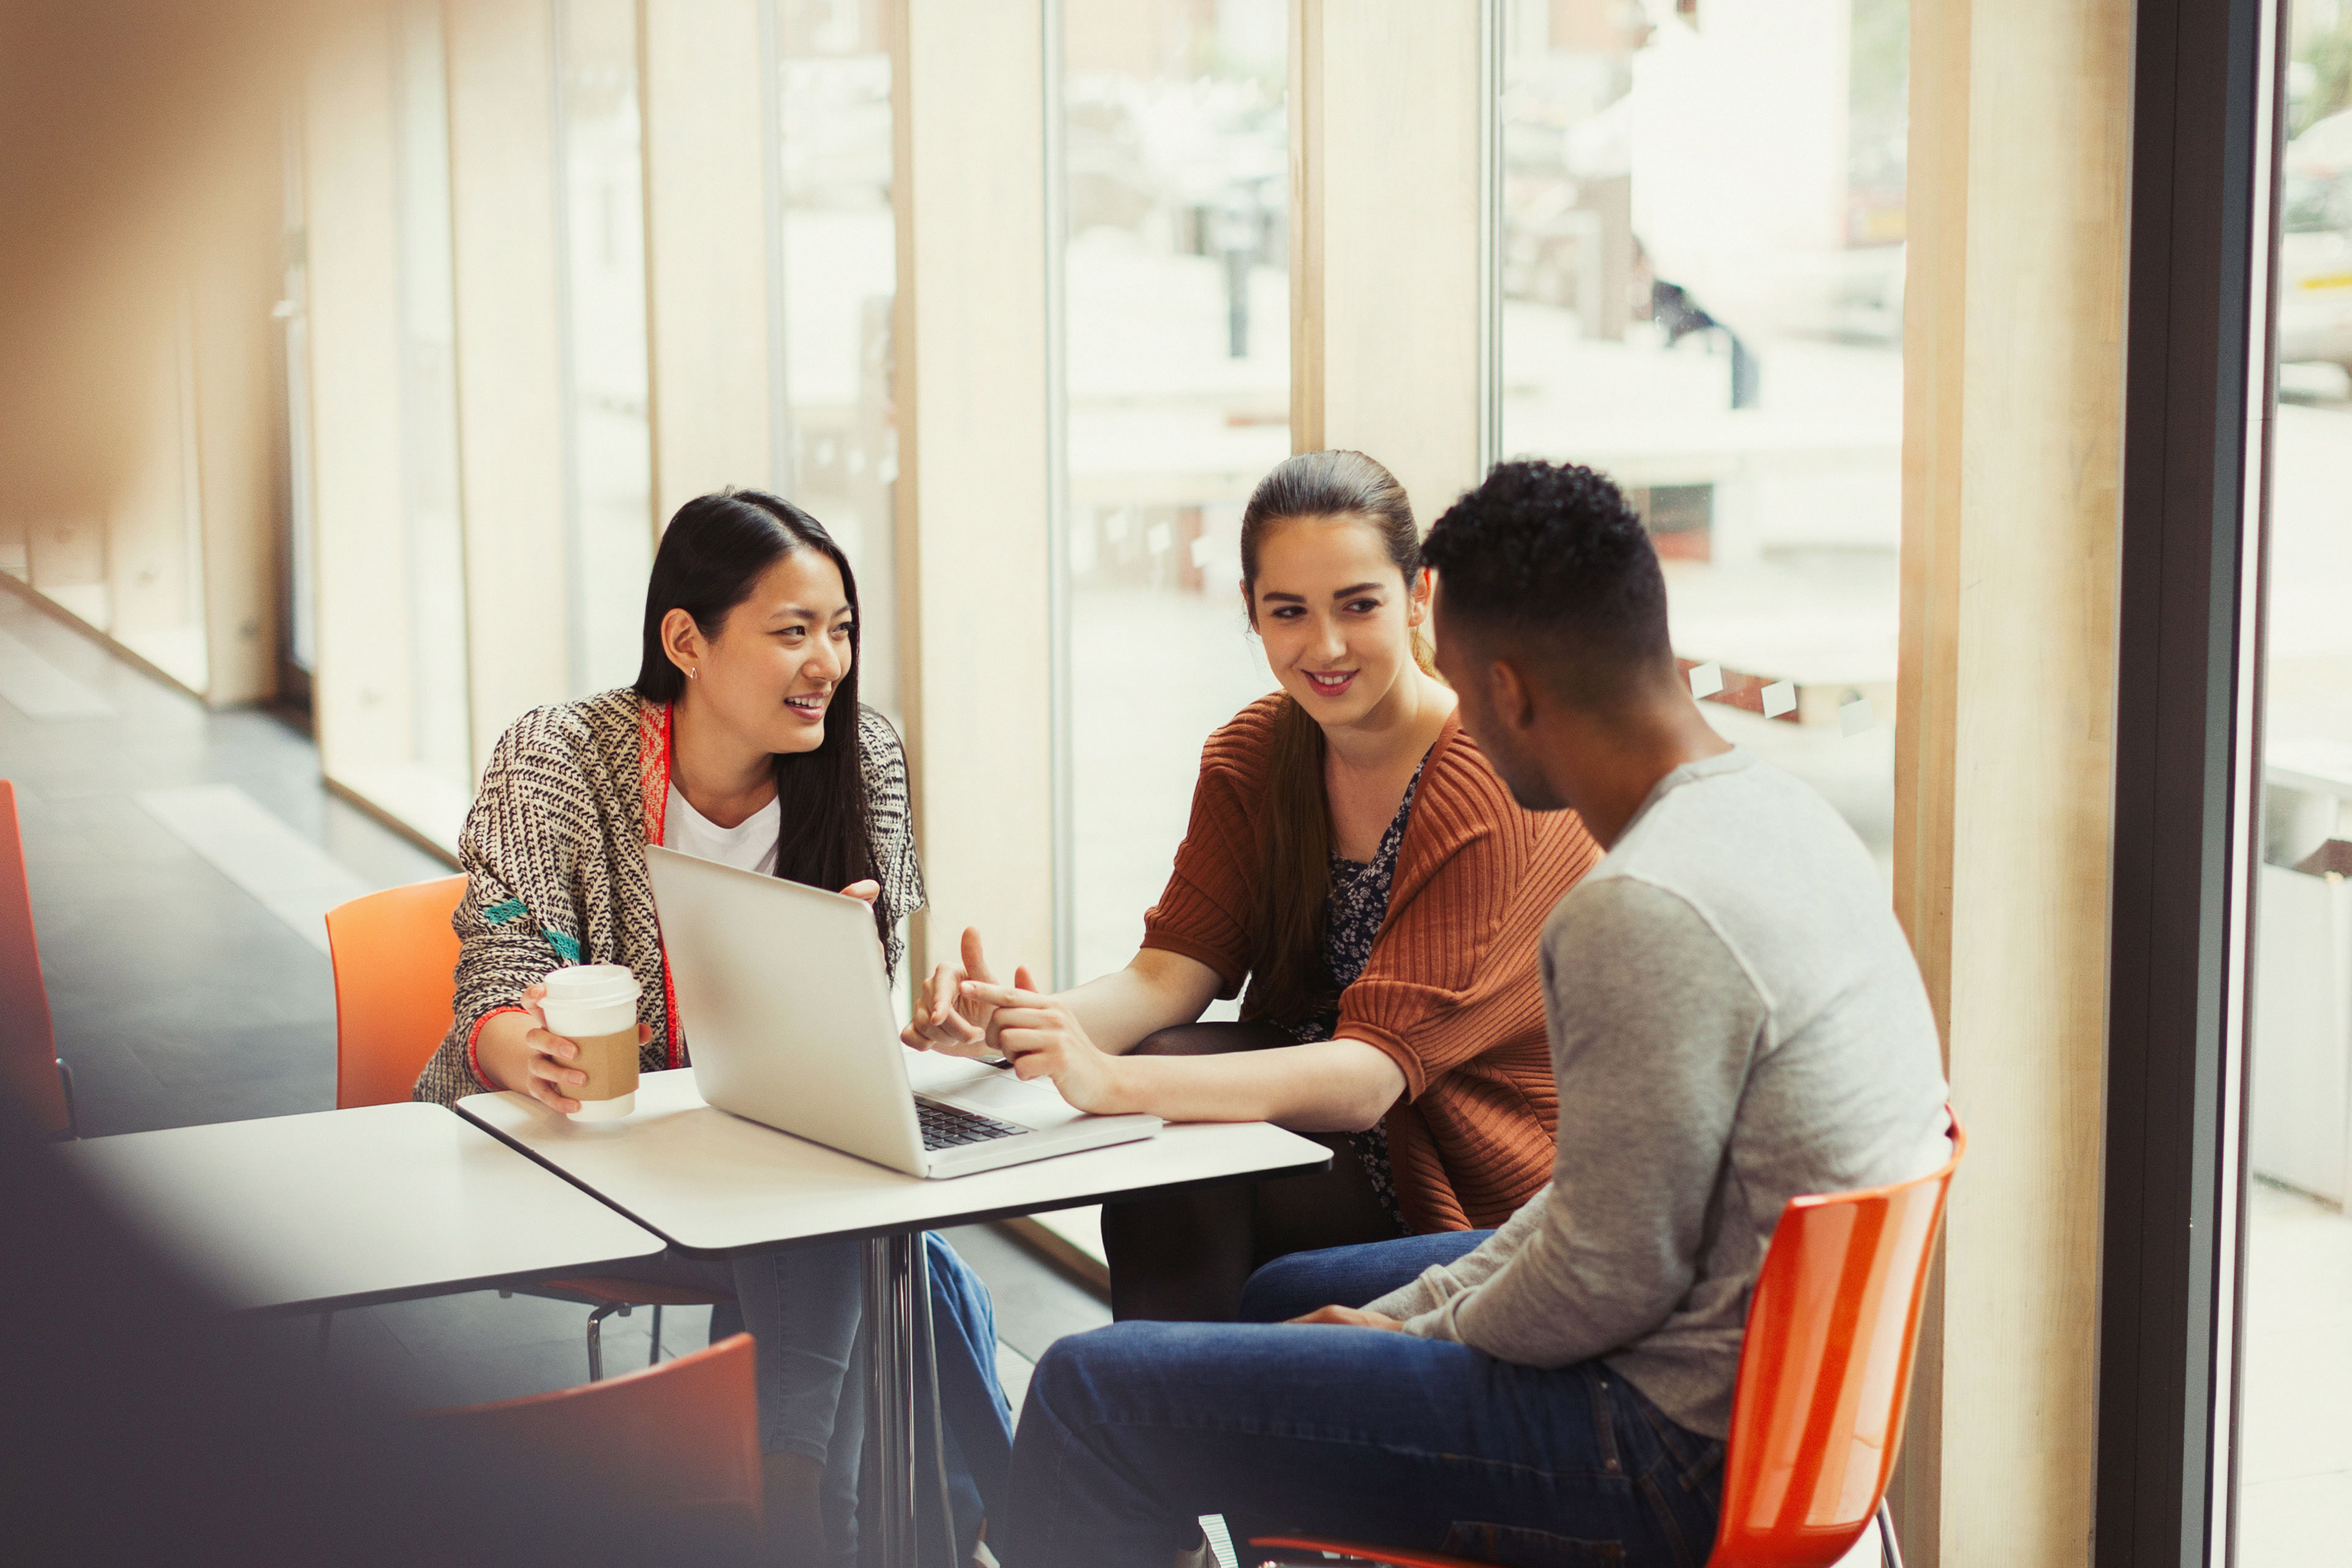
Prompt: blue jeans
<box><xmin>993</xmin><ymin>1233</ymin><xmax>1725</xmax><ymax>1568</ymax></box>
<box><xmin>617</xmin><ymin>1232</ymin><xmax>1012</xmax><ymax>1564</ymax></box>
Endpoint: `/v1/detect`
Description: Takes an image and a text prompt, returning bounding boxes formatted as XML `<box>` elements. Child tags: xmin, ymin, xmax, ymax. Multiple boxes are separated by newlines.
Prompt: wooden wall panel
<box><xmin>1290</xmin><ymin>0</ymin><xmax>1485</xmax><ymax>528</ymax></box>
<box><xmin>445</xmin><ymin>0</ymin><xmax>570</xmax><ymax>755</ymax></box>
<box><xmin>189</xmin><ymin>127</ymin><xmax>287</xmax><ymax>709</ymax></box>
<box><xmin>893</xmin><ymin>0</ymin><xmax>1054</xmax><ymax>981</ymax></box>
<box><xmin>641</xmin><ymin>0</ymin><xmax>775</xmax><ymax>522</ymax></box>
<box><xmin>304</xmin><ymin>8</ymin><xmax>418</xmax><ymax>775</ymax></box>
<box><xmin>1892</xmin><ymin>0</ymin><xmax>2134</xmax><ymax>1562</ymax></box>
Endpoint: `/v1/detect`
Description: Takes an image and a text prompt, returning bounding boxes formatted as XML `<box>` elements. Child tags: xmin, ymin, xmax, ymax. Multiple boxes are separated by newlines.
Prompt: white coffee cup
<box><xmin>538</xmin><ymin>963</ymin><xmax>644</xmax><ymax>1120</ymax></box>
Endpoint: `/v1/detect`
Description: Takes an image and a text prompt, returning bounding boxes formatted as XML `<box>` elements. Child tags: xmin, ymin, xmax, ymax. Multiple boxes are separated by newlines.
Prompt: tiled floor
<box><xmin>3</xmin><ymin>586</ymin><xmax>1106</xmax><ymax>1421</ymax></box>
<box><xmin>2235</xmin><ymin>1182</ymin><xmax>2352</xmax><ymax>1564</ymax></box>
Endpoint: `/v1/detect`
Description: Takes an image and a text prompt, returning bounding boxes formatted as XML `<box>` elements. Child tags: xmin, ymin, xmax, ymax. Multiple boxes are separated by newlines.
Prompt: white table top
<box><xmin>57</xmin><ymin>1103</ymin><xmax>668</xmax><ymax>1314</ymax></box>
<box><xmin>457</xmin><ymin>1062</ymin><xmax>1333</xmax><ymax>1256</ymax></box>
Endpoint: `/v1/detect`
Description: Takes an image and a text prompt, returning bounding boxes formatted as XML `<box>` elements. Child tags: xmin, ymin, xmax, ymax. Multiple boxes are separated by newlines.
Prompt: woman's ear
<box><xmin>1238</xmin><ymin>578</ymin><xmax>1256</xmax><ymax>631</ymax></box>
<box><xmin>1406</xmin><ymin>567</ymin><xmax>1433</xmax><ymax>627</ymax></box>
<box><xmin>660</xmin><ymin>607</ymin><xmax>703</xmax><ymax>678</ymax></box>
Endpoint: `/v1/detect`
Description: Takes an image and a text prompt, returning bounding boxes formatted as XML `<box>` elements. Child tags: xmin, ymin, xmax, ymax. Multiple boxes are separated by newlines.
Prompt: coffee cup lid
<box><xmin>541</xmin><ymin>963</ymin><xmax>641</xmax><ymax>1008</ymax></box>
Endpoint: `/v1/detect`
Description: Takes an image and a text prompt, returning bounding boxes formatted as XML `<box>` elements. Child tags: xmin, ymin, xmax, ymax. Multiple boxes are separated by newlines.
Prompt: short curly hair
<box><xmin>1420</xmin><ymin>460</ymin><xmax>1672</xmax><ymax>704</ymax></box>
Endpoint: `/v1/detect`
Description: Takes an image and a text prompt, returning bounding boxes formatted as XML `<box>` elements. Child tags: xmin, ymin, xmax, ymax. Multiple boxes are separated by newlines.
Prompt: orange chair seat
<box><xmin>422</xmin><ymin>1332</ymin><xmax>763</xmax><ymax>1536</ymax></box>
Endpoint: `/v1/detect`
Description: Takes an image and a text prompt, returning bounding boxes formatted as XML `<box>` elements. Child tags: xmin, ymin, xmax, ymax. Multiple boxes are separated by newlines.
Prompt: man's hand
<box><xmin>1287</xmin><ymin>1304</ymin><xmax>1407</xmax><ymax>1332</ymax></box>
<box><xmin>959</xmin><ymin>968</ymin><xmax>1126</xmax><ymax>1114</ymax></box>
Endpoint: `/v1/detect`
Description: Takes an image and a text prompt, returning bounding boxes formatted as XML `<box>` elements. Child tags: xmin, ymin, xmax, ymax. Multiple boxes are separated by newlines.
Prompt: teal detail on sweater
<box><xmin>481</xmin><ymin>897</ymin><xmax>528</xmax><ymax>925</ymax></box>
<box><xmin>545</xmin><ymin>929</ymin><xmax>582</xmax><ymax>963</ymax></box>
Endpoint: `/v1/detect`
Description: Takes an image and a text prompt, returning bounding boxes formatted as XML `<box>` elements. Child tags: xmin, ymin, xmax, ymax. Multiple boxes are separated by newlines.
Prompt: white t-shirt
<box><xmin>663</xmin><ymin>783</ymin><xmax>781</xmax><ymax>876</ymax></box>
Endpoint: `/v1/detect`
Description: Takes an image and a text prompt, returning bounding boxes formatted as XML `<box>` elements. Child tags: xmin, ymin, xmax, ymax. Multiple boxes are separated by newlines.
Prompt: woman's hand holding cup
<box><xmin>493</xmin><ymin>982</ymin><xmax>651</xmax><ymax>1115</ymax></box>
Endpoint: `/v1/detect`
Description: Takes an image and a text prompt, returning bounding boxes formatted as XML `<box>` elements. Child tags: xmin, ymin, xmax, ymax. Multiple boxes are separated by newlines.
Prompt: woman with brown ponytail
<box><xmin>902</xmin><ymin>451</ymin><xmax>1602</xmax><ymax>1321</ymax></box>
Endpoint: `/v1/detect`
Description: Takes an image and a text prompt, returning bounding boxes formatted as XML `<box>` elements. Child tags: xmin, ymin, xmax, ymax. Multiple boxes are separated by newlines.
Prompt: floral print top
<box><xmin>1272</xmin><ymin>748</ymin><xmax>1433</xmax><ymax>1234</ymax></box>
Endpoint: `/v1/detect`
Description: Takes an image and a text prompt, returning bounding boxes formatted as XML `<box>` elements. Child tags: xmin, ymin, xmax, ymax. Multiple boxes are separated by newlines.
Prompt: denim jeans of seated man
<box><xmin>991</xmin><ymin>1232</ymin><xmax>1726</xmax><ymax>1568</ymax></box>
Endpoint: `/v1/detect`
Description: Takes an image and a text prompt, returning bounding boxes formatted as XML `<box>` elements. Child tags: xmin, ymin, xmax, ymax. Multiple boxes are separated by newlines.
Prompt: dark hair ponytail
<box><xmin>634</xmin><ymin>489</ymin><xmax>886</xmax><ymax>957</ymax></box>
<box><xmin>1235</xmin><ymin>450</ymin><xmax>1427</xmax><ymax>1024</ymax></box>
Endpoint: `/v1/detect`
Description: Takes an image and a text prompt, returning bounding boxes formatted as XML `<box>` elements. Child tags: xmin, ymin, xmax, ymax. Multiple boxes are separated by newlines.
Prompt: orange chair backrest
<box><xmin>1709</xmin><ymin>1109</ymin><xmax>1966</xmax><ymax>1568</ymax></box>
<box><xmin>0</xmin><ymin>781</ymin><xmax>69</xmax><ymax>1138</ymax></box>
<box><xmin>421</xmin><ymin>1331</ymin><xmax>763</xmax><ymax>1536</ymax></box>
<box><xmin>325</xmin><ymin>874</ymin><xmax>468</xmax><ymax>1109</ymax></box>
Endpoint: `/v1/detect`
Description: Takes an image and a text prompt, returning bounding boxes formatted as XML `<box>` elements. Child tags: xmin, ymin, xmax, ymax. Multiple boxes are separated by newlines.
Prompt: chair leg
<box><xmin>585</xmin><ymin>1301</ymin><xmax>630</xmax><ymax>1382</ymax></box>
<box><xmin>647</xmin><ymin>1303</ymin><xmax>663</xmax><ymax>1368</ymax></box>
<box><xmin>55</xmin><ymin>1057</ymin><xmax>78</xmax><ymax>1140</ymax></box>
<box><xmin>1879</xmin><ymin>1498</ymin><xmax>1905</xmax><ymax>1568</ymax></box>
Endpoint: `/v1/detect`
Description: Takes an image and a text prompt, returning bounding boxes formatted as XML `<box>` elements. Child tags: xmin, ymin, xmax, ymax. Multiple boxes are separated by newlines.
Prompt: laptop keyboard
<box><xmin>916</xmin><ymin>1098</ymin><xmax>1030</xmax><ymax>1151</ymax></box>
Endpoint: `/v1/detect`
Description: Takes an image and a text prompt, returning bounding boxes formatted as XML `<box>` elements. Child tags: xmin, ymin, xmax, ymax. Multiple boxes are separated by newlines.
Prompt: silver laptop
<box><xmin>645</xmin><ymin>844</ymin><xmax>1161</xmax><ymax>1178</ymax></box>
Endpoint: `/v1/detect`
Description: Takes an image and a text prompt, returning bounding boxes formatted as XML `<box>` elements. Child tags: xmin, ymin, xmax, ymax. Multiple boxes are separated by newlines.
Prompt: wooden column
<box><xmin>304</xmin><ymin>6</ymin><xmax>420</xmax><ymax>784</ymax></box>
<box><xmin>1290</xmin><ymin>0</ymin><xmax>1486</xmax><ymax>526</ymax></box>
<box><xmin>1891</xmin><ymin>0</ymin><xmax>2134</xmax><ymax>1561</ymax></box>
<box><xmin>892</xmin><ymin>0</ymin><xmax>1054</xmax><ymax>980</ymax></box>
<box><xmin>640</xmin><ymin>0</ymin><xmax>777</xmax><ymax>521</ymax></box>
<box><xmin>445</xmin><ymin>0</ymin><xmax>570</xmax><ymax>756</ymax></box>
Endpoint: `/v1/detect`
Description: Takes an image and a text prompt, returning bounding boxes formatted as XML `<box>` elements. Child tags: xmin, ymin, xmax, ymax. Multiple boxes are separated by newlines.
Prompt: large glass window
<box><xmin>1498</xmin><ymin>0</ymin><xmax>1905</xmax><ymax>869</ymax></box>
<box><xmin>556</xmin><ymin>0</ymin><xmax>654</xmax><ymax>698</ymax></box>
<box><xmin>1055</xmin><ymin>0</ymin><xmax>1290</xmax><ymax>992</ymax></box>
<box><xmin>390</xmin><ymin>0</ymin><xmax>472</xmax><ymax>821</ymax></box>
<box><xmin>318</xmin><ymin>0</ymin><xmax>475</xmax><ymax>847</ymax></box>
<box><xmin>775</xmin><ymin>0</ymin><xmax>900</xmax><ymax>718</ymax></box>
<box><xmin>2238</xmin><ymin>2</ymin><xmax>2352</xmax><ymax>1556</ymax></box>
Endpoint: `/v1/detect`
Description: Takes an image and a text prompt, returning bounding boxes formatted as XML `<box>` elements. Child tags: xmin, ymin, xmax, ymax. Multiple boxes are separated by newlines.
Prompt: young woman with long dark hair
<box><xmin>903</xmin><ymin>451</ymin><xmax>1603</xmax><ymax>1321</ymax></box>
<box><xmin>413</xmin><ymin>489</ymin><xmax>1008</xmax><ymax>1567</ymax></box>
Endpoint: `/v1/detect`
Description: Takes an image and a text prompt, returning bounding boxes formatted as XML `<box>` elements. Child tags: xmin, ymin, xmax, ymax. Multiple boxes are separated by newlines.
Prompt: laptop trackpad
<box><xmin>931</xmin><ymin>1068</ymin><xmax>1085</xmax><ymax>1131</ymax></box>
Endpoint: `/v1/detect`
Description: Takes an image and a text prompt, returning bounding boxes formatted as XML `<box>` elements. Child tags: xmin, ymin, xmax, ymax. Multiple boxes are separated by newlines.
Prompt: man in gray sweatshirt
<box><xmin>993</xmin><ymin>460</ymin><xmax>1952</xmax><ymax>1568</ymax></box>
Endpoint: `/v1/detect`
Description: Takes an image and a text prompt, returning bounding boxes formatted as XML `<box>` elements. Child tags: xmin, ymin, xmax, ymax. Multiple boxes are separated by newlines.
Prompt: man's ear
<box><xmin>1488</xmin><ymin>655</ymin><xmax>1539</xmax><ymax>733</ymax></box>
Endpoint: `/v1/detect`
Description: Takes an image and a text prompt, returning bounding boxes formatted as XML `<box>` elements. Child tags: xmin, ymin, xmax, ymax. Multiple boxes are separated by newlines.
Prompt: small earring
<box><xmin>688</xmin><ymin>668</ymin><xmax>698</xmax><ymax>681</ymax></box>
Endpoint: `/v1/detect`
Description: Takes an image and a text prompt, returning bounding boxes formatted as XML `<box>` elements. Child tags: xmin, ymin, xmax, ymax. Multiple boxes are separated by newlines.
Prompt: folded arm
<box><xmin>1374</xmin><ymin>880</ymin><xmax>1762</xmax><ymax>1366</ymax></box>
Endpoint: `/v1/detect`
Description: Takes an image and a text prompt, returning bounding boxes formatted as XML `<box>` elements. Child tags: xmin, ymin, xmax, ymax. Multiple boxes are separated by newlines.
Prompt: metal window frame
<box><xmin>2098</xmin><ymin>0</ymin><xmax>2282</xmax><ymax>1564</ymax></box>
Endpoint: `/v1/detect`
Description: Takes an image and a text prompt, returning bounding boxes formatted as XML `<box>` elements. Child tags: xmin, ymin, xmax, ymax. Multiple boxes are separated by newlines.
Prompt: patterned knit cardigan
<box><xmin>412</xmin><ymin>688</ymin><xmax>923</xmax><ymax>1106</ymax></box>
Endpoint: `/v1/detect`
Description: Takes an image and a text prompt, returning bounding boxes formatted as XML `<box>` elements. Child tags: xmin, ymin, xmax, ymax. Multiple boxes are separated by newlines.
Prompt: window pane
<box><xmin>557</xmin><ymin>0</ymin><xmax>653</xmax><ymax>698</ymax></box>
<box><xmin>394</xmin><ymin>0</ymin><xmax>470</xmax><ymax>807</ymax></box>
<box><xmin>1058</xmin><ymin>0</ymin><xmax>1289</xmax><ymax>992</ymax></box>
<box><xmin>2239</xmin><ymin>3</ymin><xmax>2352</xmax><ymax>1558</ymax></box>
<box><xmin>1499</xmin><ymin>0</ymin><xmax>1904</xmax><ymax>870</ymax></box>
<box><xmin>777</xmin><ymin>1</ymin><xmax>900</xmax><ymax>720</ymax></box>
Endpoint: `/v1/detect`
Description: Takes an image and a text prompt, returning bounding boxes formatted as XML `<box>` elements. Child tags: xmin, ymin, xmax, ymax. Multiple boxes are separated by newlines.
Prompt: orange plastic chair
<box><xmin>323</xmin><ymin>876</ymin><xmax>733</xmax><ymax>1377</ymax></box>
<box><xmin>421</xmin><ymin>1330</ymin><xmax>763</xmax><ymax>1537</ymax></box>
<box><xmin>325</xmin><ymin>874</ymin><xmax>468</xmax><ymax>1110</ymax></box>
<box><xmin>1253</xmin><ymin>1109</ymin><xmax>1966</xmax><ymax>1568</ymax></box>
<box><xmin>0</xmin><ymin>780</ymin><xmax>74</xmax><ymax>1140</ymax></box>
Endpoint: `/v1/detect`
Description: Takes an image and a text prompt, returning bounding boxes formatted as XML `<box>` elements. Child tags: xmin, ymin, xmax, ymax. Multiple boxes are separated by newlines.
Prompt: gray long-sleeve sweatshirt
<box><xmin>1363</xmin><ymin>747</ymin><xmax>1951</xmax><ymax>1439</ymax></box>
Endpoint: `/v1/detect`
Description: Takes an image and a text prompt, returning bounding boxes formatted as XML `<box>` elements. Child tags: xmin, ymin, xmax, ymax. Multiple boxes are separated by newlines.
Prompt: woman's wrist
<box><xmin>472</xmin><ymin>1009</ymin><xmax>533</xmax><ymax>1092</ymax></box>
<box><xmin>1096</xmin><ymin>1051</ymin><xmax>1152</xmax><ymax>1118</ymax></box>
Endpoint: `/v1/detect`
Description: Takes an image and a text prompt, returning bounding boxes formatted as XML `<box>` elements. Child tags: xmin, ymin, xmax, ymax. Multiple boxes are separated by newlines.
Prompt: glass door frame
<box><xmin>2098</xmin><ymin>0</ymin><xmax>2283</xmax><ymax>1563</ymax></box>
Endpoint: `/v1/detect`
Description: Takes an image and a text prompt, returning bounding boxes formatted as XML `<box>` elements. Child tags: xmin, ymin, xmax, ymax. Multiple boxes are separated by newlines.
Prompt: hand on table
<box><xmin>900</xmin><ymin>927</ymin><xmax>1009</xmax><ymax>1059</ymax></box>
<box><xmin>492</xmin><ymin>982</ymin><xmax>652</xmax><ymax>1115</ymax></box>
<box><xmin>957</xmin><ymin>971</ymin><xmax>1128</xmax><ymax>1115</ymax></box>
<box><xmin>1286</xmin><ymin>1304</ymin><xmax>1407</xmax><ymax>1332</ymax></box>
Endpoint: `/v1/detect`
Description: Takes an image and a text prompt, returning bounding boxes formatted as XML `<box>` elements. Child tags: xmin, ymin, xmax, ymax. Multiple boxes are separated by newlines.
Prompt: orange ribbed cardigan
<box><xmin>1140</xmin><ymin>696</ymin><xmax>1603</xmax><ymax>1233</ymax></box>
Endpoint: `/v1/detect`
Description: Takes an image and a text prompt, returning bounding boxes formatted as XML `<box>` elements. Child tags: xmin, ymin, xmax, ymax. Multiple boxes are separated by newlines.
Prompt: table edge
<box><xmin>453</xmin><ymin>1099</ymin><xmax>1333</xmax><ymax>1259</ymax></box>
<box><xmin>232</xmin><ymin>1251</ymin><xmax>673</xmax><ymax>1319</ymax></box>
